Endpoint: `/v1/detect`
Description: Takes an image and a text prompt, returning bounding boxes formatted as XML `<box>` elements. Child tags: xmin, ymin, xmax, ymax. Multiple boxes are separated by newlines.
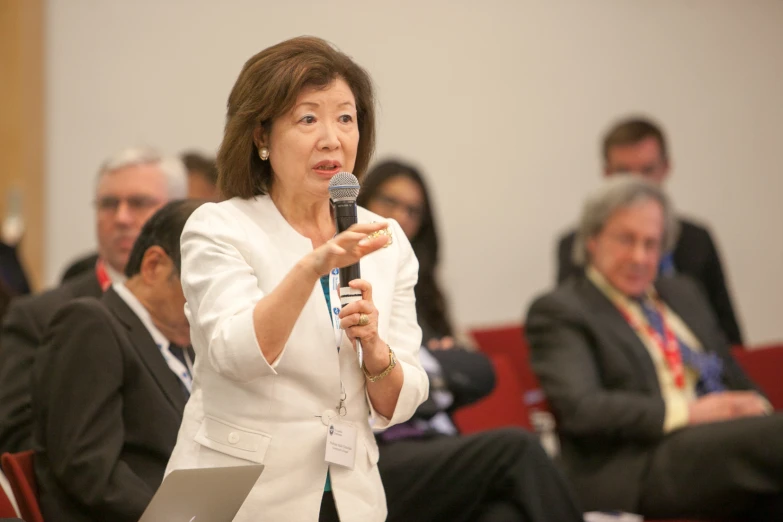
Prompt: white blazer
<box><xmin>166</xmin><ymin>195</ymin><xmax>429</xmax><ymax>522</ymax></box>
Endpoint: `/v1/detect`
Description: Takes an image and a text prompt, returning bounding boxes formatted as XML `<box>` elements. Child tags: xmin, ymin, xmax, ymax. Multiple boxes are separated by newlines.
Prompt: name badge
<box><xmin>324</xmin><ymin>421</ymin><xmax>357</xmax><ymax>470</ymax></box>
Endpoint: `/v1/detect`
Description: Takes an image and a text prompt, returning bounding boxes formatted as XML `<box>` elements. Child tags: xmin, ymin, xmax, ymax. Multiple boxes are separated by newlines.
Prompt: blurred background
<box><xmin>2</xmin><ymin>0</ymin><xmax>782</xmax><ymax>344</ymax></box>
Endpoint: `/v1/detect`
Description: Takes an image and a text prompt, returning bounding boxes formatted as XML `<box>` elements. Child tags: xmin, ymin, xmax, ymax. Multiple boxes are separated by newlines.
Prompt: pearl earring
<box><xmin>258</xmin><ymin>147</ymin><xmax>269</xmax><ymax>161</ymax></box>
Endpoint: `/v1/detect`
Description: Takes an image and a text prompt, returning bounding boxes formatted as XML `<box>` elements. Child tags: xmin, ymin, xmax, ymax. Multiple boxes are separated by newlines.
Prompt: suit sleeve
<box><xmin>179</xmin><ymin>204</ymin><xmax>272</xmax><ymax>383</ymax></box>
<box><xmin>367</xmin><ymin>219</ymin><xmax>429</xmax><ymax>429</ymax></box>
<box><xmin>431</xmin><ymin>348</ymin><xmax>495</xmax><ymax>411</ymax></box>
<box><xmin>0</xmin><ymin>298</ymin><xmax>40</xmax><ymax>454</ymax></box>
<box><xmin>699</xmin><ymin>229</ymin><xmax>744</xmax><ymax>346</ymax></box>
<box><xmin>526</xmin><ymin>294</ymin><xmax>667</xmax><ymax>442</ymax></box>
<box><xmin>35</xmin><ymin>301</ymin><xmax>153</xmax><ymax>521</ymax></box>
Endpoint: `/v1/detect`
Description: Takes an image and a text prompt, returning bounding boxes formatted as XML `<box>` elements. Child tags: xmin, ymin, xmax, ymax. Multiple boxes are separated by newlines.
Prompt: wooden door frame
<box><xmin>0</xmin><ymin>0</ymin><xmax>45</xmax><ymax>291</ymax></box>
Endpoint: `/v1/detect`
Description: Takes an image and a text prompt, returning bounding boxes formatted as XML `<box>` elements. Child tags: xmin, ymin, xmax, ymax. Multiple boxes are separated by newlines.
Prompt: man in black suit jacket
<box><xmin>377</xmin><ymin>346</ymin><xmax>583</xmax><ymax>522</ymax></box>
<box><xmin>0</xmin><ymin>147</ymin><xmax>187</xmax><ymax>455</ymax></box>
<box><xmin>529</xmin><ymin>177</ymin><xmax>783</xmax><ymax>520</ymax></box>
<box><xmin>0</xmin><ymin>271</ymin><xmax>102</xmax><ymax>453</ymax></box>
<box><xmin>555</xmin><ymin>117</ymin><xmax>743</xmax><ymax>345</ymax></box>
<box><xmin>32</xmin><ymin>200</ymin><xmax>201</xmax><ymax>522</ymax></box>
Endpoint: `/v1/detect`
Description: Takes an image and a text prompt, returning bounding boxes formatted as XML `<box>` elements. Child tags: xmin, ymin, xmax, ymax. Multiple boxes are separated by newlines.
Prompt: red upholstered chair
<box><xmin>453</xmin><ymin>354</ymin><xmax>533</xmax><ymax>433</ymax></box>
<box><xmin>0</xmin><ymin>482</ymin><xmax>18</xmax><ymax>518</ymax></box>
<box><xmin>732</xmin><ymin>343</ymin><xmax>783</xmax><ymax>410</ymax></box>
<box><xmin>1</xmin><ymin>450</ymin><xmax>44</xmax><ymax>522</ymax></box>
<box><xmin>469</xmin><ymin>324</ymin><xmax>551</xmax><ymax>415</ymax></box>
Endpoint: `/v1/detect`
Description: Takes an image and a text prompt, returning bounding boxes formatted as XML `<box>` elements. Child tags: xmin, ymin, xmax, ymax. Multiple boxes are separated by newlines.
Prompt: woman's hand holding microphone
<box><xmin>304</xmin><ymin>222</ymin><xmax>393</xmax><ymax>375</ymax></box>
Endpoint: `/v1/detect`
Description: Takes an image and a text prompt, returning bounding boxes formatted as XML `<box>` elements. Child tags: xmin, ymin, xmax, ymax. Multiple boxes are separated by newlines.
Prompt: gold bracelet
<box><xmin>362</xmin><ymin>345</ymin><xmax>397</xmax><ymax>382</ymax></box>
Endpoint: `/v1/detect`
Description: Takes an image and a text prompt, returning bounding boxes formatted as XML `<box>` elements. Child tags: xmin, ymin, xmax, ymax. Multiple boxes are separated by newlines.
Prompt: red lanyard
<box><xmin>95</xmin><ymin>259</ymin><xmax>111</xmax><ymax>291</ymax></box>
<box><xmin>617</xmin><ymin>300</ymin><xmax>685</xmax><ymax>389</ymax></box>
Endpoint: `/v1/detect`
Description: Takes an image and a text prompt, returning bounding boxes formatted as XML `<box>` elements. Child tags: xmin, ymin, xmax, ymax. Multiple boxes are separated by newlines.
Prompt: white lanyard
<box><xmin>327</xmin><ymin>268</ymin><xmax>349</xmax><ymax>417</ymax></box>
<box><xmin>327</xmin><ymin>268</ymin><xmax>344</xmax><ymax>351</ymax></box>
<box><xmin>328</xmin><ymin>267</ymin><xmax>364</xmax><ymax>368</ymax></box>
<box><xmin>159</xmin><ymin>344</ymin><xmax>193</xmax><ymax>393</ymax></box>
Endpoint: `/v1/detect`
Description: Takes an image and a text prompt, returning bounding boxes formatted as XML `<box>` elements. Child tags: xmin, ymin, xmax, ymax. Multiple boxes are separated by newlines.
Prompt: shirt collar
<box><xmin>104</xmin><ymin>262</ymin><xmax>127</xmax><ymax>285</ymax></box>
<box><xmin>586</xmin><ymin>265</ymin><xmax>657</xmax><ymax>308</ymax></box>
<box><xmin>112</xmin><ymin>282</ymin><xmax>169</xmax><ymax>350</ymax></box>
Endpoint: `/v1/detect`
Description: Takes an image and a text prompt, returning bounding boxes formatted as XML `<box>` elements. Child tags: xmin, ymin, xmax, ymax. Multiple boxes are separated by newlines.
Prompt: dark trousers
<box><xmin>639</xmin><ymin>413</ymin><xmax>783</xmax><ymax>521</ymax></box>
<box><xmin>377</xmin><ymin>427</ymin><xmax>583</xmax><ymax>522</ymax></box>
<box><xmin>319</xmin><ymin>491</ymin><xmax>339</xmax><ymax>522</ymax></box>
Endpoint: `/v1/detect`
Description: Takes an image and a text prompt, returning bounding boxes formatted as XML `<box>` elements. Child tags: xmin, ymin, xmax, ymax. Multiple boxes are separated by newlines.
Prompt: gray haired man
<box><xmin>0</xmin><ymin>147</ymin><xmax>187</xmax><ymax>454</ymax></box>
<box><xmin>527</xmin><ymin>176</ymin><xmax>783</xmax><ymax>520</ymax></box>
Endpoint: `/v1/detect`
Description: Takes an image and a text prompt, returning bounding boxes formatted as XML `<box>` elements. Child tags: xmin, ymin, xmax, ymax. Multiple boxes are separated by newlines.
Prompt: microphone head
<box><xmin>328</xmin><ymin>172</ymin><xmax>360</xmax><ymax>202</ymax></box>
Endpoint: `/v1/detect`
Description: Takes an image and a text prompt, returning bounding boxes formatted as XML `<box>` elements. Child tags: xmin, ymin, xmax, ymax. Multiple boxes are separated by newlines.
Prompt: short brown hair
<box><xmin>181</xmin><ymin>151</ymin><xmax>218</xmax><ymax>186</ymax></box>
<box><xmin>218</xmin><ymin>36</ymin><xmax>376</xmax><ymax>199</ymax></box>
<box><xmin>602</xmin><ymin>117</ymin><xmax>668</xmax><ymax>163</ymax></box>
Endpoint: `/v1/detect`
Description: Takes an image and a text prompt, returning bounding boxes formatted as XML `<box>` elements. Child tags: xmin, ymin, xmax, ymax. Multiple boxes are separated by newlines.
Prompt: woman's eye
<box><xmin>300</xmin><ymin>115</ymin><xmax>316</xmax><ymax>124</ymax></box>
<box><xmin>339</xmin><ymin>114</ymin><xmax>354</xmax><ymax>123</ymax></box>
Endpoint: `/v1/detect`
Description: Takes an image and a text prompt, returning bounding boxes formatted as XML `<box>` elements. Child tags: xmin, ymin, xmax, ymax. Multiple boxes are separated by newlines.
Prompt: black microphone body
<box><xmin>332</xmin><ymin>198</ymin><xmax>361</xmax><ymax>290</ymax></box>
<box><xmin>328</xmin><ymin>172</ymin><xmax>363</xmax><ymax>307</ymax></box>
<box><xmin>328</xmin><ymin>172</ymin><xmax>365</xmax><ymax>367</ymax></box>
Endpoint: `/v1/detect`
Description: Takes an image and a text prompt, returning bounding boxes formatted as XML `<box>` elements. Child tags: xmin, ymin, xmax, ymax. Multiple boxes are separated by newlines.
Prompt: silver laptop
<box><xmin>139</xmin><ymin>465</ymin><xmax>263</xmax><ymax>522</ymax></box>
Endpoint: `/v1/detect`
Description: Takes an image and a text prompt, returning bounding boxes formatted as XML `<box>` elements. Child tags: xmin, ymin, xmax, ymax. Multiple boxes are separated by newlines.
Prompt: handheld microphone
<box><xmin>328</xmin><ymin>172</ymin><xmax>364</xmax><ymax>367</ymax></box>
<box><xmin>328</xmin><ymin>172</ymin><xmax>363</xmax><ymax>305</ymax></box>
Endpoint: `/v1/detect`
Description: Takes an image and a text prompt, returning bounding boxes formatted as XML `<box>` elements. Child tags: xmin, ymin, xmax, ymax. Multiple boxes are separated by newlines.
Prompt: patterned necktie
<box><xmin>637</xmin><ymin>298</ymin><xmax>725</xmax><ymax>396</ymax></box>
<box><xmin>168</xmin><ymin>343</ymin><xmax>191</xmax><ymax>398</ymax></box>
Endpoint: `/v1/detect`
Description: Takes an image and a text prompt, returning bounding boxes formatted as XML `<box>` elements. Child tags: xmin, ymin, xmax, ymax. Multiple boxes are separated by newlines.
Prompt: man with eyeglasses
<box><xmin>0</xmin><ymin>147</ymin><xmax>187</xmax><ymax>454</ymax></box>
<box><xmin>555</xmin><ymin>117</ymin><xmax>744</xmax><ymax>346</ymax></box>
<box><xmin>528</xmin><ymin>177</ymin><xmax>782</xmax><ymax>520</ymax></box>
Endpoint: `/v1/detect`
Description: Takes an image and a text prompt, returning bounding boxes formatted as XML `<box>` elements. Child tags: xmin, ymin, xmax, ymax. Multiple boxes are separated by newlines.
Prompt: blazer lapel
<box><xmin>102</xmin><ymin>288</ymin><xmax>188</xmax><ymax>413</ymax></box>
<box><xmin>656</xmin><ymin>280</ymin><xmax>715</xmax><ymax>353</ymax></box>
<box><xmin>580</xmin><ymin>279</ymin><xmax>662</xmax><ymax>393</ymax></box>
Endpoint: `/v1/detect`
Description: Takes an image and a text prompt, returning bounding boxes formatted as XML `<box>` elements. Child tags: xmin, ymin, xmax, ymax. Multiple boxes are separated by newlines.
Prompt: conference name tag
<box><xmin>325</xmin><ymin>421</ymin><xmax>357</xmax><ymax>469</ymax></box>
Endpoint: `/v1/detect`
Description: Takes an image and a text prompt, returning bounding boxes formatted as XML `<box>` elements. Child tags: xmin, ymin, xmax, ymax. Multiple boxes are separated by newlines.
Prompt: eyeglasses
<box><xmin>95</xmin><ymin>195</ymin><xmax>162</xmax><ymax>214</ymax></box>
<box><xmin>609</xmin><ymin>160</ymin><xmax>667</xmax><ymax>179</ymax></box>
<box><xmin>373</xmin><ymin>193</ymin><xmax>424</xmax><ymax>221</ymax></box>
<box><xmin>608</xmin><ymin>231</ymin><xmax>661</xmax><ymax>255</ymax></box>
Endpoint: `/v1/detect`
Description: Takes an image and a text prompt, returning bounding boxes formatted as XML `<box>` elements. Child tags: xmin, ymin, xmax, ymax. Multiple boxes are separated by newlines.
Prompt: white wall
<box><xmin>46</xmin><ymin>0</ymin><xmax>783</xmax><ymax>344</ymax></box>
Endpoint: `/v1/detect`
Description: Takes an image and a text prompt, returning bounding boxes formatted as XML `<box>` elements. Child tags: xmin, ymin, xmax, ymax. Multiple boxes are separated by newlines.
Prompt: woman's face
<box><xmin>367</xmin><ymin>175</ymin><xmax>425</xmax><ymax>239</ymax></box>
<box><xmin>263</xmin><ymin>77</ymin><xmax>359</xmax><ymax>201</ymax></box>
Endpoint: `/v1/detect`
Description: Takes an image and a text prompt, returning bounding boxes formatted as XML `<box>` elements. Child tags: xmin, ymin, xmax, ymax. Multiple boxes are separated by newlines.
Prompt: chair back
<box><xmin>1</xmin><ymin>451</ymin><xmax>43</xmax><ymax>522</ymax></box>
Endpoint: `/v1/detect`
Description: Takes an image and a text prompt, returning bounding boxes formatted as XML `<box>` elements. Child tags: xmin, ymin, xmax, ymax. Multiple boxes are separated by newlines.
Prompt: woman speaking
<box><xmin>165</xmin><ymin>37</ymin><xmax>429</xmax><ymax>522</ymax></box>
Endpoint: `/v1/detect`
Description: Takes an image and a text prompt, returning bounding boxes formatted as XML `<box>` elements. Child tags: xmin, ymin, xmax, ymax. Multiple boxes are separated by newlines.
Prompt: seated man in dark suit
<box><xmin>0</xmin><ymin>147</ymin><xmax>187</xmax><ymax>454</ymax></box>
<box><xmin>377</xmin><ymin>344</ymin><xmax>583</xmax><ymax>522</ymax></box>
<box><xmin>528</xmin><ymin>176</ymin><xmax>783</xmax><ymax>520</ymax></box>
<box><xmin>556</xmin><ymin>117</ymin><xmax>744</xmax><ymax>346</ymax></box>
<box><xmin>32</xmin><ymin>200</ymin><xmax>201</xmax><ymax>522</ymax></box>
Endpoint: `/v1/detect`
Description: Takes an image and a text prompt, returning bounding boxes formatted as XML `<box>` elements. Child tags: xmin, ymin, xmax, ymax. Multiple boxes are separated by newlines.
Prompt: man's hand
<box><xmin>688</xmin><ymin>391</ymin><xmax>769</xmax><ymax>425</ymax></box>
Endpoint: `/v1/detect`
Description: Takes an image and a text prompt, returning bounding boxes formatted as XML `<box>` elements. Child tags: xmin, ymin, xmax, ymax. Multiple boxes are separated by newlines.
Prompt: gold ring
<box><xmin>367</xmin><ymin>226</ymin><xmax>393</xmax><ymax>248</ymax></box>
<box><xmin>358</xmin><ymin>314</ymin><xmax>370</xmax><ymax>326</ymax></box>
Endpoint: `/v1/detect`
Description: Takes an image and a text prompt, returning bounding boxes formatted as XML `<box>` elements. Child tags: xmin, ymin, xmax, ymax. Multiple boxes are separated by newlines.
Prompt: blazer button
<box><xmin>228</xmin><ymin>432</ymin><xmax>240</xmax><ymax>444</ymax></box>
<box><xmin>321</xmin><ymin>409</ymin><xmax>337</xmax><ymax>426</ymax></box>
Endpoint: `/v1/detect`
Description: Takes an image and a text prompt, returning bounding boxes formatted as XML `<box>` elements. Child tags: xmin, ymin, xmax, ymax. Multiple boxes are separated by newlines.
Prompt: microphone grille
<box><xmin>328</xmin><ymin>172</ymin><xmax>360</xmax><ymax>202</ymax></box>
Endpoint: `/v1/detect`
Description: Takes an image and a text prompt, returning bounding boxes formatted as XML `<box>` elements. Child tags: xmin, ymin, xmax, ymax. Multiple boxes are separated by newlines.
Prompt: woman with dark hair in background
<box><xmin>359</xmin><ymin>159</ymin><xmax>585</xmax><ymax>522</ymax></box>
<box><xmin>358</xmin><ymin>160</ymin><xmax>454</xmax><ymax>349</ymax></box>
